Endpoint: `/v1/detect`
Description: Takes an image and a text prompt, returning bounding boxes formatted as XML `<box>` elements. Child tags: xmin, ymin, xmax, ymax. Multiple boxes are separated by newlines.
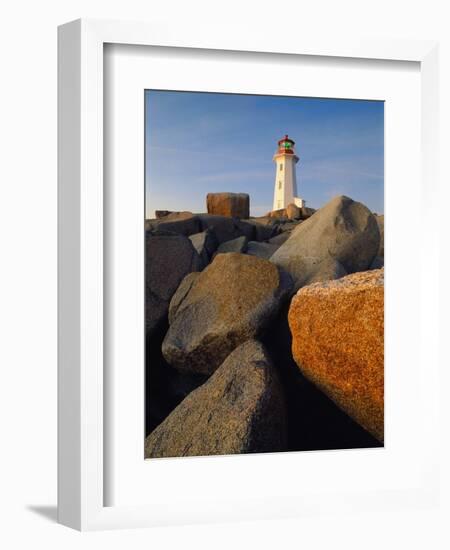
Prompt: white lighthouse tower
<box><xmin>272</xmin><ymin>134</ymin><xmax>304</xmax><ymax>211</ymax></box>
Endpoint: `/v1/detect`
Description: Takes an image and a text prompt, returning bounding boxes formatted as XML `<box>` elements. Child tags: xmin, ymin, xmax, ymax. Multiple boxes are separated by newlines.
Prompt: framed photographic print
<box><xmin>58</xmin><ymin>19</ymin><xmax>440</xmax><ymax>530</ymax></box>
<box><xmin>143</xmin><ymin>90</ymin><xmax>384</xmax><ymax>458</ymax></box>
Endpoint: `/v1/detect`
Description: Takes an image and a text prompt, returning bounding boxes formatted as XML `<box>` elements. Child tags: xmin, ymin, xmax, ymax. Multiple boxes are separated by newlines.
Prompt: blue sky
<box><xmin>145</xmin><ymin>91</ymin><xmax>384</xmax><ymax>218</ymax></box>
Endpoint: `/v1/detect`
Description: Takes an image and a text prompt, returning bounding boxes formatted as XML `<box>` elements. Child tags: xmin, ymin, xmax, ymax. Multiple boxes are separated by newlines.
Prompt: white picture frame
<box><xmin>58</xmin><ymin>18</ymin><xmax>440</xmax><ymax>531</ymax></box>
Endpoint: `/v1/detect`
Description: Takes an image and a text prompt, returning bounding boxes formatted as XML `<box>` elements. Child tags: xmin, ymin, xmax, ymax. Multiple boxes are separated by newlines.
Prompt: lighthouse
<box><xmin>272</xmin><ymin>135</ymin><xmax>304</xmax><ymax>211</ymax></box>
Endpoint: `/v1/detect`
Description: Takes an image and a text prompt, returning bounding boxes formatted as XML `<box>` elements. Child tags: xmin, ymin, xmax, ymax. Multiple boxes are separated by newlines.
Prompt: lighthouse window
<box><xmin>278</xmin><ymin>181</ymin><xmax>282</xmax><ymax>189</ymax></box>
<box><xmin>280</xmin><ymin>164</ymin><xmax>283</xmax><ymax>171</ymax></box>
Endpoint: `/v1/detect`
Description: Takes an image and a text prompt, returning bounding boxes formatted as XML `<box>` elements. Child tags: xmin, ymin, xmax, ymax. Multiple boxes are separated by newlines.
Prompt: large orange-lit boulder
<box><xmin>288</xmin><ymin>269</ymin><xmax>384</xmax><ymax>442</ymax></box>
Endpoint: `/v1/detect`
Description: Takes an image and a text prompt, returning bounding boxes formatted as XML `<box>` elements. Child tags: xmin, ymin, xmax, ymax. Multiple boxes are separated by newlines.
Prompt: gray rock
<box><xmin>168</xmin><ymin>272</ymin><xmax>201</xmax><ymax>324</ymax></box>
<box><xmin>197</xmin><ymin>214</ymin><xmax>254</xmax><ymax>244</ymax></box>
<box><xmin>307</xmin><ymin>258</ymin><xmax>348</xmax><ymax>284</ymax></box>
<box><xmin>300</xmin><ymin>206</ymin><xmax>316</xmax><ymax>219</ymax></box>
<box><xmin>233</xmin><ymin>218</ymin><xmax>257</xmax><ymax>241</ymax></box>
<box><xmin>155</xmin><ymin>210</ymin><xmax>172</xmax><ymax>219</ymax></box>
<box><xmin>144</xmin><ymin>219</ymin><xmax>154</xmax><ymax>231</ymax></box>
<box><xmin>370</xmin><ymin>255</ymin><xmax>384</xmax><ymax>269</ymax></box>
<box><xmin>241</xmin><ymin>219</ymin><xmax>279</xmax><ymax>241</ymax></box>
<box><xmin>164</xmin><ymin>211</ymin><xmax>195</xmax><ymax>220</ymax></box>
<box><xmin>145</xmin><ymin>340</ymin><xmax>287</xmax><ymax>458</ymax></box>
<box><xmin>249</xmin><ymin>216</ymin><xmax>277</xmax><ymax>226</ymax></box>
<box><xmin>189</xmin><ymin>229</ymin><xmax>218</xmax><ymax>267</ymax></box>
<box><xmin>146</xmin><ymin>232</ymin><xmax>202</xmax><ymax>336</ymax></box>
<box><xmin>163</xmin><ymin>252</ymin><xmax>293</xmax><ymax>375</ymax></box>
<box><xmin>277</xmin><ymin>220</ymin><xmax>300</xmax><ymax>233</ymax></box>
<box><xmin>271</xmin><ymin>195</ymin><xmax>380</xmax><ymax>290</ymax></box>
<box><xmin>268</xmin><ymin>232</ymin><xmax>290</xmax><ymax>246</ymax></box>
<box><xmin>148</xmin><ymin>212</ymin><xmax>201</xmax><ymax>237</ymax></box>
<box><xmin>215</xmin><ymin>235</ymin><xmax>248</xmax><ymax>255</ymax></box>
<box><xmin>286</xmin><ymin>203</ymin><xmax>301</xmax><ymax>220</ymax></box>
<box><xmin>267</xmin><ymin>208</ymin><xmax>287</xmax><ymax>218</ymax></box>
<box><xmin>246</xmin><ymin>241</ymin><xmax>280</xmax><ymax>260</ymax></box>
<box><xmin>206</xmin><ymin>192</ymin><xmax>250</xmax><ymax>219</ymax></box>
<box><xmin>375</xmin><ymin>215</ymin><xmax>384</xmax><ymax>257</ymax></box>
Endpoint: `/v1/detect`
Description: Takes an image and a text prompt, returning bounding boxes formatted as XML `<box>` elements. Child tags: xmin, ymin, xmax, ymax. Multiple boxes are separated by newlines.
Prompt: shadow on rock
<box><xmin>145</xmin><ymin>320</ymin><xmax>207</xmax><ymax>436</ymax></box>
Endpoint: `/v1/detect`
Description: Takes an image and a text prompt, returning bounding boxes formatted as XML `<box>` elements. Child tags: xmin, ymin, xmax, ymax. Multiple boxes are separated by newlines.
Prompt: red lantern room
<box><xmin>277</xmin><ymin>134</ymin><xmax>295</xmax><ymax>155</ymax></box>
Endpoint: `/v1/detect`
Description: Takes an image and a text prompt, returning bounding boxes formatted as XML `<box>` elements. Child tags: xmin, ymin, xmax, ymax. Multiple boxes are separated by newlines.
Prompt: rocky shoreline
<box><xmin>145</xmin><ymin>193</ymin><xmax>384</xmax><ymax>457</ymax></box>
